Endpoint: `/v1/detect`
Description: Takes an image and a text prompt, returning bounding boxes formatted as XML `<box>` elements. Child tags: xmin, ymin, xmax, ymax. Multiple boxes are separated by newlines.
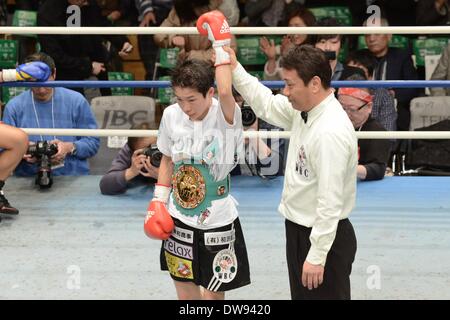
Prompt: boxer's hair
<box><xmin>170</xmin><ymin>59</ymin><xmax>215</xmax><ymax>97</ymax></box>
<box><xmin>280</xmin><ymin>45</ymin><xmax>331</xmax><ymax>89</ymax></box>
<box><xmin>24</xmin><ymin>52</ymin><xmax>56</xmax><ymax>74</ymax></box>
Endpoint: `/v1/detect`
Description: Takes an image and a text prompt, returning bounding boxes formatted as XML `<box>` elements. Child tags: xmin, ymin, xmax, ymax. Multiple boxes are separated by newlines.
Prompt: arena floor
<box><xmin>0</xmin><ymin>175</ymin><xmax>449</xmax><ymax>300</ymax></box>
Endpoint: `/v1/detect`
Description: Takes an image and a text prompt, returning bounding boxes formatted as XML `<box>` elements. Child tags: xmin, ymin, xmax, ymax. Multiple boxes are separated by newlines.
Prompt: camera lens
<box><xmin>150</xmin><ymin>151</ymin><xmax>162</xmax><ymax>168</ymax></box>
<box><xmin>241</xmin><ymin>104</ymin><xmax>256</xmax><ymax>127</ymax></box>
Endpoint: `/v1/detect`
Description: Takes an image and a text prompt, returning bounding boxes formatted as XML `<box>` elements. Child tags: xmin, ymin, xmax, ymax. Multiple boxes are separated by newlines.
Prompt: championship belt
<box><xmin>172</xmin><ymin>162</ymin><xmax>229</xmax><ymax>217</ymax></box>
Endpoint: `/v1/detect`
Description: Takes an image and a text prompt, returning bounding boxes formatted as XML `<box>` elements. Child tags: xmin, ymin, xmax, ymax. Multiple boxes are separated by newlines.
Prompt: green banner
<box><xmin>12</xmin><ymin>10</ymin><xmax>37</xmax><ymax>37</ymax></box>
<box><xmin>413</xmin><ymin>38</ymin><xmax>449</xmax><ymax>67</ymax></box>
<box><xmin>310</xmin><ymin>6</ymin><xmax>352</xmax><ymax>26</ymax></box>
<box><xmin>159</xmin><ymin>48</ymin><xmax>180</xmax><ymax>69</ymax></box>
<box><xmin>2</xmin><ymin>86</ymin><xmax>27</xmax><ymax>105</ymax></box>
<box><xmin>237</xmin><ymin>36</ymin><xmax>267</xmax><ymax>65</ymax></box>
<box><xmin>108</xmin><ymin>72</ymin><xmax>134</xmax><ymax>96</ymax></box>
<box><xmin>0</xmin><ymin>40</ymin><xmax>18</xmax><ymax>69</ymax></box>
<box><xmin>158</xmin><ymin>76</ymin><xmax>174</xmax><ymax>104</ymax></box>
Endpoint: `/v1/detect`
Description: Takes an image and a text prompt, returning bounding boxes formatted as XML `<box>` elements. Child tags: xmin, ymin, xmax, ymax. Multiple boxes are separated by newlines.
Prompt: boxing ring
<box><xmin>0</xmin><ymin>175</ymin><xmax>449</xmax><ymax>299</ymax></box>
<box><xmin>1</xmin><ymin>25</ymin><xmax>450</xmax><ymax>300</ymax></box>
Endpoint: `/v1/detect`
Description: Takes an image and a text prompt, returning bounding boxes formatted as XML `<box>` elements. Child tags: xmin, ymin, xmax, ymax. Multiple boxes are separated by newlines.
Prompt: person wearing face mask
<box><xmin>2</xmin><ymin>52</ymin><xmax>100</xmax><ymax>178</ymax></box>
<box><xmin>259</xmin><ymin>5</ymin><xmax>316</xmax><ymax>81</ymax></box>
<box><xmin>314</xmin><ymin>17</ymin><xmax>365</xmax><ymax>82</ymax></box>
<box><xmin>338</xmin><ymin>86</ymin><xmax>391</xmax><ymax>181</ymax></box>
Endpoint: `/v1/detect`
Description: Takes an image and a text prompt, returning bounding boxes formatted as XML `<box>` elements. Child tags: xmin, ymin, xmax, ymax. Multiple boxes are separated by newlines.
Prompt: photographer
<box><xmin>99</xmin><ymin>122</ymin><xmax>160</xmax><ymax>195</ymax></box>
<box><xmin>231</xmin><ymin>90</ymin><xmax>285</xmax><ymax>177</ymax></box>
<box><xmin>2</xmin><ymin>52</ymin><xmax>100</xmax><ymax>181</ymax></box>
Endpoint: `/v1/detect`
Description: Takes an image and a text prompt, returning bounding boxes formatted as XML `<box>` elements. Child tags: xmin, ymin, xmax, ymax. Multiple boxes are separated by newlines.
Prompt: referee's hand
<box><xmin>302</xmin><ymin>261</ymin><xmax>324</xmax><ymax>290</ymax></box>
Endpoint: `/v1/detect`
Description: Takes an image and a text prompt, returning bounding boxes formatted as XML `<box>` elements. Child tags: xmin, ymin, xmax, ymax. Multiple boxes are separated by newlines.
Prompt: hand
<box><xmin>129</xmin><ymin>149</ymin><xmax>147</xmax><ymax>176</ymax></box>
<box><xmin>172</xmin><ymin>36</ymin><xmax>186</xmax><ymax>48</ymax></box>
<box><xmin>139</xmin><ymin>11</ymin><xmax>156</xmax><ymax>27</ymax></box>
<box><xmin>50</xmin><ymin>139</ymin><xmax>74</xmax><ymax>163</ymax></box>
<box><xmin>222</xmin><ymin>46</ymin><xmax>238</xmax><ymax>70</ymax></box>
<box><xmin>302</xmin><ymin>261</ymin><xmax>324</xmax><ymax>290</ymax></box>
<box><xmin>107</xmin><ymin>10</ymin><xmax>122</xmax><ymax>22</ymax></box>
<box><xmin>260</xmin><ymin>37</ymin><xmax>277</xmax><ymax>60</ymax></box>
<box><xmin>196</xmin><ymin>10</ymin><xmax>232</xmax><ymax>66</ymax></box>
<box><xmin>119</xmin><ymin>42</ymin><xmax>133</xmax><ymax>58</ymax></box>
<box><xmin>2</xmin><ymin>61</ymin><xmax>51</xmax><ymax>82</ymax></box>
<box><xmin>141</xmin><ymin>157</ymin><xmax>159</xmax><ymax>179</ymax></box>
<box><xmin>144</xmin><ymin>184</ymin><xmax>174</xmax><ymax>240</ymax></box>
<box><xmin>92</xmin><ymin>62</ymin><xmax>106</xmax><ymax>75</ymax></box>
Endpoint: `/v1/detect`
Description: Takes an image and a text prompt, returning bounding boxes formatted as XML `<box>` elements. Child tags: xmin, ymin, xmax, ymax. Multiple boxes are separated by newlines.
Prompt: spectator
<box><xmin>260</xmin><ymin>5</ymin><xmax>316</xmax><ymax>80</ymax></box>
<box><xmin>346</xmin><ymin>50</ymin><xmax>397</xmax><ymax>132</ymax></box>
<box><xmin>416</xmin><ymin>0</ymin><xmax>449</xmax><ymax>26</ymax></box>
<box><xmin>430</xmin><ymin>43</ymin><xmax>450</xmax><ymax>96</ymax></box>
<box><xmin>135</xmin><ymin>0</ymin><xmax>173</xmax><ymax>82</ymax></box>
<box><xmin>37</xmin><ymin>0</ymin><xmax>133</xmax><ymax>96</ymax></box>
<box><xmin>100</xmin><ymin>122</ymin><xmax>159</xmax><ymax>195</ymax></box>
<box><xmin>314</xmin><ymin>18</ymin><xmax>365</xmax><ymax>81</ymax></box>
<box><xmin>363</xmin><ymin>17</ymin><xmax>418</xmax><ymax>131</ymax></box>
<box><xmin>154</xmin><ymin>0</ymin><xmax>237</xmax><ymax>62</ymax></box>
<box><xmin>2</xmin><ymin>52</ymin><xmax>100</xmax><ymax>177</ymax></box>
<box><xmin>338</xmin><ymin>86</ymin><xmax>391</xmax><ymax>181</ymax></box>
<box><xmin>231</xmin><ymin>89</ymin><xmax>285</xmax><ymax>177</ymax></box>
<box><xmin>245</xmin><ymin>0</ymin><xmax>289</xmax><ymax>27</ymax></box>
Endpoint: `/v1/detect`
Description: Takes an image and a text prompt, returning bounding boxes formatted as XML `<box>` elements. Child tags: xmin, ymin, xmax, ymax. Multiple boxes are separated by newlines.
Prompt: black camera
<box><xmin>27</xmin><ymin>141</ymin><xmax>58</xmax><ymax>189</ymax></box>
<box><xmin>142</xmin><ymin>145</ymin><xmax>162</xmax><ymax>168</ymax></box>
<box><xmin>241</xmin><ymin>102</ymin><xmax>257</xmax><ymax>127</ymax></box>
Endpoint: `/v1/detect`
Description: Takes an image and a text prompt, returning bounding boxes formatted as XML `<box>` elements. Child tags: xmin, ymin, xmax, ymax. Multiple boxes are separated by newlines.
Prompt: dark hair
<box><xmin>127</xmin><ymin>122</ymin><xmax>158</xmax><ymax>151</ymax></box>
<box><xmin>280</xmin><ymin>45</ymin><xmax>331</xmax><ymax>89</ymax></box>
<box><xmin>24</xmin><ymin>52</ymin><xmax>56</xmax><ymax>74</ymax></box>
<box><xmin>170</xmin><ymin>59</ymin><xmax>215</xmax><ymax>97</ymax></box>
<box><xmin>174</xmin><ymin>0</ymin><xmax>209</xmax><ymax>24</ymax></box>
<box><xmin>345</xmin><ymin>50</ymin><xmax>375</xmax><ymax>78</ymax></box>
<box><xmin>314</xmin><ymin>17</ymin><xmax>342</xmax><ymax>43</ymax></box>
<box><xmin>285</xmin><ymin>5</ymin><xmax>316</xmax><ymax>27</ymax></box>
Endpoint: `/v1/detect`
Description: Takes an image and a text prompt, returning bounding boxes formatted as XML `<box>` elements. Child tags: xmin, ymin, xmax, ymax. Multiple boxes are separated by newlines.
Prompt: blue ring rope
<box><xmin>1</xmin><ymin>80</ymin><xmax>449</xmax><ymax>88</ymax></box>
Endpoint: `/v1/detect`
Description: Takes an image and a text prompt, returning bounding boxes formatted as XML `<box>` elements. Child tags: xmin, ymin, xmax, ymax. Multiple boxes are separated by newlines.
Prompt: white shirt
<box><xmin>232</xmin><ymin>63</ymin><xmax>358</xmax><ymax>266</ymax></box>
<box><xmin>157</xmin><ymin>98</ymin><xmax>244</xmax><ymax>230</ymax></box>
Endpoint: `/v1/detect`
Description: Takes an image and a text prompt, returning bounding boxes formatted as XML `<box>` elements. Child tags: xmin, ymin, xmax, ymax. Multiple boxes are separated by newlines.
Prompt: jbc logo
<box><xmin>101</xmin><ymin>110</ymin><xmax>149</xmax><ymax>128</ymax></box>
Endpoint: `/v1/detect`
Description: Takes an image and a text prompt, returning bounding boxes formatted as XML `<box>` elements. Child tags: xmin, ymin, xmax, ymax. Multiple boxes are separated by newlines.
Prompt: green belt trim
<box><xmin>172</xmin><ymin>162</ymin><xmax>230</xmax><ymax>217</ymax></box>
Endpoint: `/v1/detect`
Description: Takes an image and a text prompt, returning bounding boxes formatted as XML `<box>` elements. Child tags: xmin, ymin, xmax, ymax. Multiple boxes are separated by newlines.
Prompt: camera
<box><xmin>241</xmin><ymin>102</ymin><xmax>257</xmax><ymax>127</ymax></box>
<box><xmin>142</xmin><ymin>145</ymin><xmax>162</xmax><ymax>168</ymax></box>
<box><xmin>27</xmin><ymin>141</ymin><xmax>58</xmax><ymax>189</ymax></box>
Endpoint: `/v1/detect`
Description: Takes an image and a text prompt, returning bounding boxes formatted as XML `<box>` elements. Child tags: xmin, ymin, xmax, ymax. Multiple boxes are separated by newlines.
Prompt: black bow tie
<box><xmin>301</xmin><ymin>111</ymin><xmax>308</xmax><ymax>124</ymax></box>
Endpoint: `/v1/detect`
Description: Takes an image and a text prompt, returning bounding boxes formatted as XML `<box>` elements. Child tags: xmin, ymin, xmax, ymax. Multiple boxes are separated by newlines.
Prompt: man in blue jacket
<box><xmin>2</xmin><ymin>52</ymin><xmax>100</xmax><ymax>177</ymax></box>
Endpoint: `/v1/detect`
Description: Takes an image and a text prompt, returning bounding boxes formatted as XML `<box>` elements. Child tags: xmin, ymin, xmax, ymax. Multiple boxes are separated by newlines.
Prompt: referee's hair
<box><xmin>170</xmin><ymin>59</ymin><xmax>215</xmax><ymax>97</ymax></box>
<box><xmin>280</xmin><ymin>45</ymin><xmax>331</xmax><ymax>89</ymax></box>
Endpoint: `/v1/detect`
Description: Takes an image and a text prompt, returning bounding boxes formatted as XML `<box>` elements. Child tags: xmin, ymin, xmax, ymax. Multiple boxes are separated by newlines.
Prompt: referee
<box><xmin>225</xmin><ymin>45</ymin><xmax>358</xmax><ymax>300</ymax></box>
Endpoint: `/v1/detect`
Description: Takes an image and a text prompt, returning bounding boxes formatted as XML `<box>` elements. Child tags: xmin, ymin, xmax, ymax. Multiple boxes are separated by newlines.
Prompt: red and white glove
<box><xmin>144</xmin><ymin>184</ymin><xmax>174</xmax><ymax>240</ymax></box>
<box><xmin>196</xmin><ymin>10</ymin><xmax>231</xmax><ymax>66</ymax></box>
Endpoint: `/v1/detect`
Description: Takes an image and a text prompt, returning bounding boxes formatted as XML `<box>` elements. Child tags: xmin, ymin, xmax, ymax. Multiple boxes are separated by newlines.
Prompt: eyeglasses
<box><xmin>341</xmin><ymin>102</ymin><xmax>369</xmax><ymax>113</ymax></box>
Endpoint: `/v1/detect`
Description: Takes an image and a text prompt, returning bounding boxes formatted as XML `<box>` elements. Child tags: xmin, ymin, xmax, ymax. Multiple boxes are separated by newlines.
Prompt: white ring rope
<box><xmin>21</xmin><ymin>128</ymin><xmax>450</xmax><ymax>140</ymax></box>
<box><xmin>2</xmin><ymin>26</ymin><xmax>450</xmax><ymax>35</ymax></box>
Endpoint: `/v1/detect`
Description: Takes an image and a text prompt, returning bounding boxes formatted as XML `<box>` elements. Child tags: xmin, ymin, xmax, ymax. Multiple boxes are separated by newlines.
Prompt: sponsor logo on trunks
<box><xmin>164</xmin><ymin>238</ymin><xmax>193</xmax><ymax>260</ymax></box>
<box><xmin>172</xmin><ymin>226</ymin><xmax>194</xmax><ymax>244</ymax></box>
<box><xmin>204</xmin><ymin>229</ymin><xmax>236</xmax><ymax>246</ymax></box>
<box><xmin>212</xmin><ymin>249</ymin><xmax>237</xmax><ymax>284</ymax></box>
<box><xmin>295</xmin><ymin>145</ymin><xmax>310</xmax><ymax>179</ymax></box>
<box><xmin>165</xmin><ymin>252</ymin><xmax>194</xmax><ymax>279</ymax></box>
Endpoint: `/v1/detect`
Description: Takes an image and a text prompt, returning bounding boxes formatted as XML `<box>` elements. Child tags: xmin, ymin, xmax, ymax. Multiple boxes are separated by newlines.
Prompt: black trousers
<box><xmin>285</xmin><ymin>218</ymin><xmax>357</xmax><ymax>300</ymax></box>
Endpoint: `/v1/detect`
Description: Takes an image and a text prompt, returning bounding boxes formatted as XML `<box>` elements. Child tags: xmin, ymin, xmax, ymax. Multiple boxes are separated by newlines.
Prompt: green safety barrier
<box><xmin>310</xmin><ymin>6</ymin><xmax>352</xmax><ymax>26</ymax></box>
<box><xmin>158</xmin><ymin>75</ymin><xmax>174</xmax><ymax>104</ymax></box>
<box><xmin>1</xmin><ymin>87</ymin><xmax>27</xmax><ymax>105</ymax></box>
<box><xmin>12</xmin><ymin>10</ymin><xmax>37</xmax><ymax>37</ymax></box>
<box><xmin>0</xmin><ymin>40</ymin><xmax>18</xmax><ymax>69</ymax></box>
<box><xmin>159</xmin><ymin>48</ymin><xmax>180</xmax><ymax>69</ymax></box>
<box><xmin>357</xmin><ymin>35</ymin><xmax>410</xmax><ymax>50</ymax></box>
<box><xmin>412</xmin><ymin>38</ymin><xmax>449</xmax><ymax>67</ymax></box>
<box><xmin>107</xmin><ymin>72</ymin><xmax>134</xmax><ymax>96</ymax></box>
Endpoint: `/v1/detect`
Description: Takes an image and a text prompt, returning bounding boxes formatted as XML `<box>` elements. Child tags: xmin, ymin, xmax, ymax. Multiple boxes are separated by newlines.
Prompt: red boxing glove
<box><xmin>196</xmin><ymin>10</ymin><xmax>231</xmax><ymax>66</ymax></box>
<box><xmin>144</xmin><ymin>184</ymin><xmax>174</xmax><ymax>240</ymax></box>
